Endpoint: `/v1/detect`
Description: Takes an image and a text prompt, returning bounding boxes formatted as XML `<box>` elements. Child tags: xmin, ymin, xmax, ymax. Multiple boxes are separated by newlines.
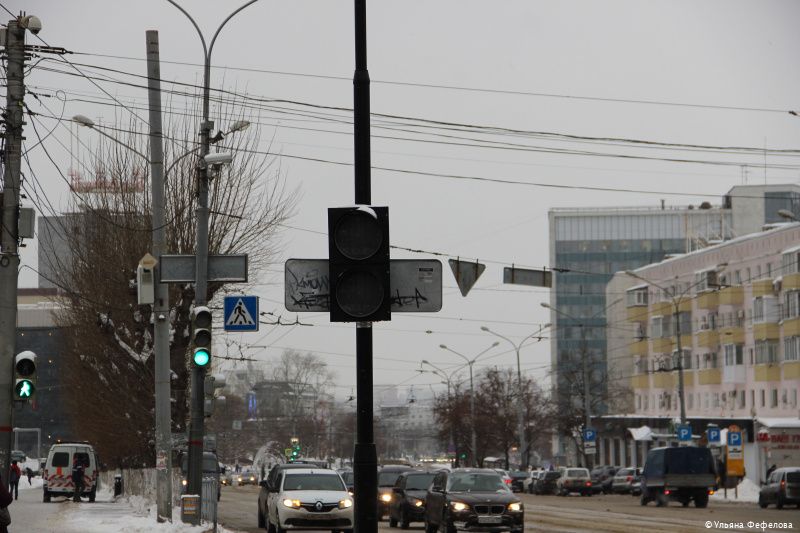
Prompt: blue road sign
<box><xmin>224</xmin><ymin>295</ymin><xmax>259</xmax><ymax>332</ymax></box>
<box><xmin>728</xmin><ymin>431</ymin><xmax>742</xmax><ymax>446</ymax></box>
<box><xmin>583</xmin><ymin>428</ymin><xmax>596</xmax><ymax>442</ymax></box>
<box><xmin>677</xmin><ymin>425</ymin><xmax>692</xmax><ymax>441</ymax></box>
<box><xmin>707</xmin><ymin>427</ymin><xmax>721</xmax><ymax>444</ymax></box>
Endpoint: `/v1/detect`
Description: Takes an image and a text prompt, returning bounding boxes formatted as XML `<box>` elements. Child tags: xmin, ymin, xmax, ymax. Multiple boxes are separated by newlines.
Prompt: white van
<box><xmin>42</xmin><ymin>442</ymin><xmax>100</xmax><ymax>502</ymax></box>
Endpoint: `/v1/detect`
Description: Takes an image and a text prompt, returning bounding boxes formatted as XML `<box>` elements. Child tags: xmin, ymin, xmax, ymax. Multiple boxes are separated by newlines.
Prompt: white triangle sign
<box><xmin>448</xmin><ymin>259</ymin><xmax>486</xmax><ymax>297</ymax></box>
<box><xmin>225</xmin><ymin>298</ymin><xmax>256</xmax><ymax>326</ymax></box>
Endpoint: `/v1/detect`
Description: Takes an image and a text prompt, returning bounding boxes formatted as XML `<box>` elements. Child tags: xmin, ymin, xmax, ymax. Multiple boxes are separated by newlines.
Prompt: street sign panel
<box><xmin>285</xmin><ymin>259</ymin><xmax>442</xmax><ymax>312</ymax></box>
<box><xmin>707</xmin><ymin>427</ymin><xmax>721</xmax><ymax>444</ymax></box>
<box><xmin>160</xmin><ymin>254</ymin><xmax>248</xmax><ymax>283</ymax></box>
<box><xmin>727</xmin><ymin>425</ymin><xmax>745</xmax><ymax>476</ymax></box>
<box><xmin>727</xmin><ymin>431</ymin><xmax>742</xmax><ymax>447</ymax></box>
<box><xmin>224</xmin><ymin>295</ymin><xmax>259</xmax><ymax>332</ymax></box>
<box><xmin>448</xmin><ymin>259</ymin><xmax>485</xmax><ymax>297</ymax></box>
<box><xmin>584</xmin><ymin>442</ymin><xmax>596</xmax><ymax>455</ymax></box>
<box><xmin>677</xmin><ymin>425</ymin><xmax>692</xmax><ymax>441</ymax></box>
<box><xmin>503</xmin><ymin>266</ymin><xmax>552</xmax><ymax>288</ymax></box>
<box><xmin>583</xmin><ymin>428</ymin><xmax>596</xmax><ymax>443</ymax></box>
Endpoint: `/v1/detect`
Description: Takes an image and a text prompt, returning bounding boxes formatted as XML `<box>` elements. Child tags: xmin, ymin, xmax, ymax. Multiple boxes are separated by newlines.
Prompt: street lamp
<box><xmin>624</xmin><ymin>266</ymin><xmax>726</xmax><ymax>426</ymax></box>
<box><xmin>480</xmin><ymin>324</ymin><xmax>550</xmax><ymax>469</ymax></box>
<box><xmin>438</xmin><ymin>342</ymin><xmax>499</xmax><ymax>467</ymax></box>
<box><xmin>420</xmin><ymin>360</ymin><xmax>465</xmax><ymax>466</ymax></box>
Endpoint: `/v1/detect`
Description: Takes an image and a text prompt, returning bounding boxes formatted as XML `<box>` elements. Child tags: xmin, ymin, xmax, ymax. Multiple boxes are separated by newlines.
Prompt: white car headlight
<box><xmin>282</xmin><ymin>498</ymin><xmax>301</xmax><ymax>509</ymax></box>
<box><xmin>181</xmin><ymin>479</ymin><xmax>187</xmax><ymax>486</ymax></box>
<box><xmin>451</xmin><ymin>501</ymin><xmax>468</xmax><ymax>511</ymax></box>
<box><xmin>380</xmin><ymin>493</ymin><xmax>392</xmax><ymax>502</ymax></box>
<box><xmin>508</xmin><ymin>502</ymin><xmax>522</xmax><ymax>512</ymax></box>
<box><xmin>411</xmin><ymin>498</ymin><xmax>424</xmax><ymax>507</ymax></box>
<box><xmin>339</xmin><ymin>498</ymin><xmax>353</xmax><ymax>509</ymax></box>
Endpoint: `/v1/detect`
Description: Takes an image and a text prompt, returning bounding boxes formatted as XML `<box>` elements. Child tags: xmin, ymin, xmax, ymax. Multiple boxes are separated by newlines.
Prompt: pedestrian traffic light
<box><xmin>191</xmin><ymin>306</ymin><xmax>212</xmax><ymax>368</ymax></box>
<box><xmin>328</xmin><ymin>206</ymin><xmax>390</xmax><ymax>322</ymax></box>
<box><xmin>14</xmin><ymin>351</ymin><xmax>36</xmax><ymax>401</ymax></box>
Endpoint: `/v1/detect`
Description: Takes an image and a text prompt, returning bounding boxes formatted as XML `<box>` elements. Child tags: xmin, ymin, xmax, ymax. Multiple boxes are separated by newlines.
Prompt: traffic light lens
<box><xmin>193</xmin><ymin>349</ymin><xmax>210</xmax><ymax>367</ymax></box>
<box><xmin>194</xmin><ymin>329</ymin><xmax>212</xmax><ymax>348</ymax></box>
<box><xmin>335</xmin><ymin>270</ymin><xmax>384</xmax><ymax>317</ymax></box>
<box><xmin>333</xmin><ymin>211</ymin><xmax>383</xmax><ymax>260</ymax></box>
<box><xmin>15</xmin><ymin>380</ymin><xmax>34</xmax><ymax>398</ymax></box>
<box><xmin>15</xmin><ymin>359</ymin><xmax>35</xmax><ymax>376</ymax></box>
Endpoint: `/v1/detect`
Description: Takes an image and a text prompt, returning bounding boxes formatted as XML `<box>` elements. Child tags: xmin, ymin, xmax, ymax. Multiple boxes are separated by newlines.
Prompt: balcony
<box><xmin>696</xmin><ymin>329</ymin><xmax>719</xmax><ymax>349</ymax></box>
<box><xmin>681</xmin><ymin>371</ymin><xmax>695</xmax><ymax>387</ymax></box>
<box><xmin>695</xmin><ymin>291</ymin><xmax>718</xmax><ymax>310</ymax></box>
<box><xmin>677</xmin><ymin>299</ymin><xmax>692</xmax><ymax>313</ymax></box>
<box><xmin>631</xmin><ymin>374</ymin><xmax>650</xmax><ymax>389</ymax></box>
<box><xmin>698</xmin><ymin>369</ymin><xmax>722</xmax><ymax>385</ymax></box>
<box><xmin>754</xmin><ymin>322</ymin><xmax>780</xmax><ymax>340</ymax></box>
<box><xmin>719</xmin><ymin>326</ymin><xmax>745</xmax><ymax>344</ymax></box>
<box><xmin>652</xmin><ymin>372</ymin><xmax>675</xmax><ymax>389</ymax></box>
<box><xmin>629</xmin><ymin>339</ymin><xmax>648</xmax><ymax>356</ymax></box>
<box><xmin>722</xmin><ymin>365</ymin><xmax>746</xmax><ymax>383</ymax></box>
<box><xmin>626</xmin><ymin>306</ymin><xmax>649</xmax><ymax>323</ymax></box>
<box><xmin>718</xmin><ymin>286</ymin><xmax>744</xmax><ymax>306</ymax></box>
<box><xmin>754</xmin><ymin>364</ymin><xmax>781</xmax><ymax>382</ymax></box>
<box><xmin>649</xmin><ymin>301</ymin><xmax>672</xmax><ymax>317</ymax></box>
<box><xmin>783</xmin><ymin>317</ymin><xmax>800</xmax><ymax>337</ymax></box>
<box><xmin>783</xmin><ymin>273</ymin><xmax>800</xmax><ymax>291</ymax></box>
<box><xmin>752</xmin><ymin>279</ymin><xmax>775</xmax><ymax>298</ymax></box>
<box><xmin>651</xmin><ymin>337</ymin><xmax>673</xmax><ymax>353</ymax></box>
<box><xmin>784</xmin><ymin>362</ymin><xmax>800</xmax><ymax>379</ymax></box>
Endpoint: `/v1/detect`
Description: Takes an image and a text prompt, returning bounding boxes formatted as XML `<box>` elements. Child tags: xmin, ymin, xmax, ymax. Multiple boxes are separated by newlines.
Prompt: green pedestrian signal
<box><xmin>193</xmin><ymin>348</ymin><xmax>210</xmax><ymax>367</ymax></box>
<box><xmin>15</xmin><ymin>379</ymin><xmax>34</xmax><ymax>399</ymax></box>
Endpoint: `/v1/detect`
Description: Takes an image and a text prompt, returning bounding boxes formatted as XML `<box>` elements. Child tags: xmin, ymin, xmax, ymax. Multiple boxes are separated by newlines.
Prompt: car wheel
<box><xmin>89</xmin><ymin>487</ymin><xmax>96</xmax><ymax>503</ymax></box>
<box><xmin>586</xmin><ymin>492</ymin><xmax>592</xmax><ymax>497</ymax></box>
<box><xmin>776</xmin><ymin>495</ymin><xmax>785</xmax><ymax>510</ymax></box>
<box><xmin>694</xmin><ymin>494</ymin><xmax>708</xmax><ymax>509</ymax></box>
<box><xmin>258</xmin><ymin>506</ymin><xmax>266</xmax><ymax>528</ymax></box>
<box><xmin>424</xmin><ymin>519</ymin><xmax>437</xmax><ymax>533</ymax></box>
<box><xmin>681</xmin><ymin>499</ymin><xmax>689</xmax><ymax>507</ymax></box>
<box><xmin>43</xmin><ymin>490</ymin><xmax>51</xmax><ymax>503</ymax></box>
<box><xmin>400</xmin><ymin>508</ymin><xmax>410</xmax><ymax>530</ymax></box>
<box><xmin>758</xmin><ymin>495</ymin><xmax>768</xmax><ymax>509</ymax></box>
<box><xmin>389</xmin><ymin>514</ymin><xmax>398</xmax><ymax>528</ymax></box>
<box><xmin>655</xmin><ymin>492</ymin><xmax>668</xmax><ymax>507</ymax></box>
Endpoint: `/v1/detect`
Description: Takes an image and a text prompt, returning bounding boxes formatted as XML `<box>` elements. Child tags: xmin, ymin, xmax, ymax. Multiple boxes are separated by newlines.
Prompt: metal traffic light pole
<box><xmin>352</xmin><ymin>1</ymin><xmax>378</xmax><ymax>532</ymax></box>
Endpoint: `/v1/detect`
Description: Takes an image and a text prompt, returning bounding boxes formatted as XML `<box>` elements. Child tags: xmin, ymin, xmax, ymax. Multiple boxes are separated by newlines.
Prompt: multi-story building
<box><xmin>606</xmin><ymin>221</ymin><xmax>800</xmax><ymax>484</ymax></box>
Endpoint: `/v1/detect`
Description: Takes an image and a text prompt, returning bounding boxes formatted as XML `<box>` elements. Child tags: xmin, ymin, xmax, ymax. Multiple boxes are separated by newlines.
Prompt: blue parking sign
<box><xmin>706</xmin><ymin>427</ymin><xmax>721</xmax><ymax>444</ymax></box>
<box><xmin>728</xmin><ymin>431</ymin><xmax>742</xmax><ymax>446</ymax></box>
<box><xmin>677</xmin><ymin>425</ymin><xmax>692</xmax><ymax>441</ymax></box>
<box><xmin>583</xmin><ymin>428</ymin><xmax>596</xmax><ymax>442</ymax></box>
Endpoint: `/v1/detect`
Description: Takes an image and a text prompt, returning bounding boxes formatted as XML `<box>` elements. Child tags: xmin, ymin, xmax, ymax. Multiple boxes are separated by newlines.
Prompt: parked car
<box><xmin>378</xmin><ymin>465</ymin><xmax>413</xmax><ymax>520</ymax></box>
<box><xmin>507</xmin><ymin>471</ymin><xmax>529</xmax><ymax>493</ymax></box>
<box><xmin>43</xmin><ymin>441</ymin><xmax>101</xmax><ymax>503</ymax></box>
<box><xmin>523</xmin><ymin>470</ymin><xmax>543</xmax><ymax>494</ymax></box>
<box><xmin>759</xmin><ymin>467</ymin><xmax>800</xmax><ymax>509</ymax></box>
<box><xmin>590</xmin><ymin>465</ymin><xmax>618</xmax><ymax>494</ymax></box>
<box><xmin>557</xmin><ymin>468</ymin><xmax>592</xmax><ymax>496</ymax></box>
<box><xmin>424</xmin><ymin>468</ymin><xmax>523</xmax><ymax>533</ymax></box>
<box><xmin>532</xmin><ymin>471</ymin><xmax>562</xmax><ymax>495</ymax></box>
<box><xmin>388</xmin><ymin>469</ymin><xmax>437</xmax><ymax>529</ymax></box>
<box><xmin>640</xmin><ymin>446</ymin><xmax>717</xmax><ymax>508</ymax></box>
<box><xmin>611</xmin><ymin>467</ymin><xmax>642</xmax><ymax>494</ymax></box>
<box><xmin>263</xmin><ymin>467</ymin><xmax>353</xmax><ymax>532</ymax></box>
<box><xmin>493</xmin><ymin>469</ymin><xmax>514</xmax><ymax>489</ymax></box>
<box><xmin>338</xmin><ymin>469</ymin><xmax>354</xmax><ymax>494</ymax></box>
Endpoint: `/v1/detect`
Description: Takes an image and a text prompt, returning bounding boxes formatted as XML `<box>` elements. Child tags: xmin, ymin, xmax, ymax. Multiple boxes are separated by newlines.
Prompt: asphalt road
<box><xmin>217</xmin><ymin>485</ymin><xmax>798</xmax><ymax>533</ymax></box>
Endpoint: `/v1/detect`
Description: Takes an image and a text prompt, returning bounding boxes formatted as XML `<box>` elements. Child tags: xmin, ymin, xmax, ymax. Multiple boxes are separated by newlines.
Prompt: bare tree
<box><xmin>50</xmin><ymin>103</ymin><xmax>296</xmax><ymax>466</ymax></box>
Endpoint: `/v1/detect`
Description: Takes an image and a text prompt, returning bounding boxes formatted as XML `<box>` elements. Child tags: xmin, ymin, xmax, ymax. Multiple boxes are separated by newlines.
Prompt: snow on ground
<box><xmin>63</xmin><ymin>492</ymin><xmax>241</xmax><ymax>533</ymax></box>
<box><xmin>710</xmin><ymin>478</ymin><xmax>761</xmax><ymax>503</ymax></box>
<box><xmin>18</xmin><ymin>475</ymin><xmax>43</xmax><ymax>490</ymax></box>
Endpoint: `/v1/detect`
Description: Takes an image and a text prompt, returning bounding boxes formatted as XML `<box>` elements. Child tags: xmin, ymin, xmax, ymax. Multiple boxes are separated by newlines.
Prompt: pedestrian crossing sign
<box><xmin>223</xmin><ymin>295</ymin><xmax>259</xmax><ymax>332</ymax></box>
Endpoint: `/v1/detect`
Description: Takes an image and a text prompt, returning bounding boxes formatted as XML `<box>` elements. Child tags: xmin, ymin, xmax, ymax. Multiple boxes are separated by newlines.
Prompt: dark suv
<box><xmin>590</xmin><ymin>465</ymin><xmax>618</xmax><ymax>494</ymax></box>
<box><xmin>424</xmin><ymin>469</ymin><xmax>523</xmax><ymax>533</ymax></box>
<box><xmin>532</xmin><ymin>471</ymin><xmax>561</xmax><ymax>495</ymax></box>
<box><xmin>379</xmin><ymin>465</ymin><xmax>413</xmax><ymax>520</ymax></box>
<box><xmin>388</xmin><ymin>470</ymin><xmax>437</xmax><ymax>529</ymax></box>
<box><xmin>640</xmin><ymin>446</ymin><xmax>717</xmax><ymax>508</ymax></box>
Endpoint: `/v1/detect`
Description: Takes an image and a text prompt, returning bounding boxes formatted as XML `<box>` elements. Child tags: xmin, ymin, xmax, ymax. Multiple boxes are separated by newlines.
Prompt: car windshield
<box><xmin>567</xmin><ymin>469</ymin><xmax>589</xmax><ymax>477</ymax></box>
<box><xmin>509</xmin><ymin>471</ymin><xmax>527</xmax><ymax>478</ymax></box>
<box><xmin>180</xmin><ymin>455</ymin><xmax>220</xmax><ymax>474</ymax></box>
<box><xmin>618</xmin><ymin>468</ymin><xmax>633</xmax><ymax>476</ymax></box>
<box><xmin>405</xmin><ymin>473</ymin><xmax>435</xmax><ymax>490</ymax></box>
<box><xmin>448</xmin><ymin>473</ymin><xmax>508</xmax><ymax>492</ymax></box>
<box><xmin>664</xmin><ymin>448</ymin><xmax>713</xmax><ymax>475</ymax></box>
<box><xmin>340</xmin><ymin>471</ymin><xmax>354</xmax><ymax>484</ymax></box>
<box><xmin>283</xmin><ymin>473</ymin><xmax>345</xmax><ymax>491</ymax></box>
<box><xmin>544</xmin><ymin>472</ymin><xmax>561</xmax><ymax>480</ymax></box>
<box><xmin>379</xmin><ymin>472</ymin><xmax>404</xmax><ymax>486</ymax></box>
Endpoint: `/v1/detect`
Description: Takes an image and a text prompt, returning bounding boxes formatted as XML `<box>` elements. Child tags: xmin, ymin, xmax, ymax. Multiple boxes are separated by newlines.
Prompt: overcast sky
<box><xmin>9</xmin><ymin>0</ymin><xmax>800</xmax><ymax>401</ymax></box>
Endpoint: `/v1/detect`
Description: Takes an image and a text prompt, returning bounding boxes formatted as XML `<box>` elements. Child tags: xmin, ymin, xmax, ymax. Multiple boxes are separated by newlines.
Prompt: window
<box><xmin>694</xmin><ymin>270</ymin><xmax>718</xmax><ymax>292</ymax></box>
<box><xmin>755</xmin><ymin>341</ymin><xmax>779</xmax><ymax>364</ymax></box>
<box><xmin>739</xmin><ymin>390</ymin><xmax>746</xmax><ymax>409</ymax></box>
<box><xmin>651</xmin><ymin>316</ymin><xmax>663</xmax><ymax>339</ymax></box>
<box><xmin>771</xmin><ymin>389</ymin><xmax>778</xmax><ymax>408</ymax></box>
<box><xmin>750</xmin><ymin>390</ymin><xmax>755</xmax><ymax>407</ymax></box>
<box><xmin>784</xmin><ymin>291</ymin><xmax>800</xmax><ymax>319</ymax></box>
<box><xmin>782</xmin><ymin>251</ymin><xmax>800</xmax><ymax>275</ymax></box>
<box><xmin>767</xmin><ymin>263</ymin><xmax>772</xmax><ymax>277</ymax></box>
<box><xmin>636</xmin><ymin>395</ymin><xmax>641</xmax><ymax>410</ymax></box>
<box><xmin>626</xmin><ymin>288</ymin><xmax>649</xmax><ymax>306</ymax></box>
<box><xmin>51</xmin><ymin>452</ymin><xmax>69</xmax><ymax>468</ymax></box>
<box><xmin>724</xmin><ymin>344</ymin><xmax>743</xmax><ymax>366</ymax></box>
<box><xmin>792</xmin><ymin>389</ymin><xmax>798</xmax><ymax>408</ymax></box>
<box><xmin>785</xmin><ymin>337</ymin><xmax>800</xmax><ymax>362</ymax></box>
<box><xmin>703</xmin><ymin>352</ymin><xmax>718</xmax><ymax>369</ymax></box>
<box><xmin>757</xmin><ymin>265</ymin><xmax>762</xmax><ymax>279</ymax></box>
<box><xmin>688</xmin><ymin>394</ymin><xmax>693</xmax><ymax>409</ymax></box>
<box><xmin>753</xmin><ymin>297</ymin><xmax>764</xmax><ymax>322</ymax></box>
<box><xmin>760</xmin><ymin>389</ymin><xmax>766</xmax><ymax>407</ymax></box>
<box><xmin>734</xmin><ymin>270</ymin><xmax>741</xmax><ymax>285</ymax></box>
<box><xmin>746</xmin><ymin>267</ymin><xmax>752</xmax><ymax>282</ymax></box>
<box><xmin>713</xmin><ymin>393</ymin><xmax>720</xmax><ymax>408</ymax></box>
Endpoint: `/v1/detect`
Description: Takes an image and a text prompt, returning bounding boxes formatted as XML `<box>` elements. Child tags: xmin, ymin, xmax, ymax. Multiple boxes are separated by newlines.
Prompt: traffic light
<box><xmin>289</xmin><ymin>437</ymin><xmax>301</xmax><ymax>461</ymax></box>
<box><xmin>204</xmin><ymin>374</ymin><xmax>226</xmax><ymax>418</ymax></box>
<box><xmin>14</xmin><ymin>351</ymin><xmax>36</xmax><ymax>401</ymax></box>
<box><xmin>328</xmin><ymin>206</ymin><xmax>390</xmax><ymax>322</ymax></box>
<box><xmin>191</xmin><ymin>306</ymin><xmax>212</xmax><ymax>368</ymax></box>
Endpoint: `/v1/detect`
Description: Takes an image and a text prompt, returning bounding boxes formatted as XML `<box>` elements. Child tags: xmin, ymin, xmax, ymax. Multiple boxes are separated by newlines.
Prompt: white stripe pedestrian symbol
<box><xmin>226</xmin><ymin>299</ymin><xmax>255</xmax><ymax>326</ymax></box>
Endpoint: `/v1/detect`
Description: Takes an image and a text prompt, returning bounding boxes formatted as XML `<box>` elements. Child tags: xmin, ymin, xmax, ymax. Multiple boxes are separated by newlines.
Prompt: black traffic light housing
<box><xmin>191</xmin><ymin>306</ymin><xmax>212</xmax><ymax>368</ymax></box>
<box><xmin>14</xmin><ymin>351</ymin><xmax>36</xmax><ymax>401</ymax></box>
<box><xmin>328</xmin><ymin>206</ymin><xmax>390</xmax><ymax>322</ymax></box>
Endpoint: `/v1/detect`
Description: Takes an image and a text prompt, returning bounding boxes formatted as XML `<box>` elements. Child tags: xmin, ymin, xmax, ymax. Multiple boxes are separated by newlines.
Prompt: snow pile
<box><xmin>18</xmin><ymin>476</ymin><xmax>43</xmax><ymax>491</ymax></box>
<box><xmin>64</xmin><ymin>494</ymin><xmax>239</xmax><ymax>533</ymax></box>
<box><xmin>710</xmin><ymin>478</ymin><xmax>761</xmax><ymax>503</ymax></box>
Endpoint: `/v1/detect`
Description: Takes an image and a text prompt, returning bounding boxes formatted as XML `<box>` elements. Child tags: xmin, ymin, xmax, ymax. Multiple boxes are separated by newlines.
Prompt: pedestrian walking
<box><xmin>0</xmin><ymin>473</ymin><xmax>11</xmax><ymax>533</ymax></box>
<box><xmin>25</xmin><ymin>467</ymin><xmax>32</xmax><ymax>485</ymax></box>
<box><xmin>71</xmin><ymin>456</ymin><xmax>85</xmax><ymax>502</ymax></box>
<box><xmin>8</xmin><ymin>462</ymin><xmax>20</xmax><ymax>501</ymax></box>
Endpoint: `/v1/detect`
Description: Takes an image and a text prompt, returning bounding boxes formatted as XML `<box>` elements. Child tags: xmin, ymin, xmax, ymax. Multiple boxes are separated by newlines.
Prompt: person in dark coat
<box><xmin>766</xmin><ymin>464</ymin><xmax>778</xmax><ymax>481</ymax></box>
<box><xmin>8</xmin><ymin>462</ymin><xmax>19</xmax><ymax>501</ymax></box>
<box><xmin>0</xmin><ymin>473</ymin><xmax>12</xmax><ymax>533</ymax></box>
<box><xmin>25</xmin><ymin>467</ymin><xmax>32</xmax><ymax>485</ymax></box>
<box><xmin>71</xmin><ymin>456</ymin><xmax>86</xmax><ymax>502</ymax></box>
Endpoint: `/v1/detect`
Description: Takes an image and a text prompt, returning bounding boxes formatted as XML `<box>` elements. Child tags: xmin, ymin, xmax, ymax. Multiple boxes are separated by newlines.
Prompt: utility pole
<box><xmin>0</xmin><ymin>16</ymin><xmax>27</xmax><ymax>486</ymax></box>
<box><xmin>580</xmin><ymin>328</ymin><xmax>592</xmax><ymax>469</ymax></box>
<box><xmin>352</xmin><ymin>1</ymin><xmax>378</xmax><ymax>532</ymax></box>
<box><xmin>145</xmin><ymin>30</ymin><xmax>172</xmax><ymax>522</ymax></box>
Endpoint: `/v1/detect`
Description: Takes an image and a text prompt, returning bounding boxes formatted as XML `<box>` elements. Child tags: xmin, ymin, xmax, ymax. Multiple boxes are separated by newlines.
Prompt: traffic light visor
<box><xmin>193</xmin><ymin>348</ymin><xmax>211</xmax><ymax>367</ymax></box>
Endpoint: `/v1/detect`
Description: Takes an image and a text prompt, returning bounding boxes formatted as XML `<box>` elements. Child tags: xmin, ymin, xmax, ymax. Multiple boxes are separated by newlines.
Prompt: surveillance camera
<box><xmin>22</xmin><ymin>15</ymin><xmax>42</xmax><ymax>35</ymax></box>
<box><xmin>204</xmin><ymin>152</ymin><xmax>233</xmax><ymax>166</ymax></box>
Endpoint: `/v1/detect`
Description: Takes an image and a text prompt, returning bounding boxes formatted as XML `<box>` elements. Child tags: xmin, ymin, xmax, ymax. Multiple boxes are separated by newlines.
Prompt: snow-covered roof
<box><xmin>626</xmin><ymin>283</ymin><xmax>648</xmax><ymax>292</ymax></box>
<box><xmin>782</xmin><ymin>244</ymin><xmax>800</xmax><ymax>255</ymax></box>
<box><xmin>756</xmin><ymin>417</ymin><xmax>800</xmax><ymax>429</ymax></box>
<box><xmin>627</xmin><ymin>426</ymin><xmax>653</xmax><ymax>441</ymax></box>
